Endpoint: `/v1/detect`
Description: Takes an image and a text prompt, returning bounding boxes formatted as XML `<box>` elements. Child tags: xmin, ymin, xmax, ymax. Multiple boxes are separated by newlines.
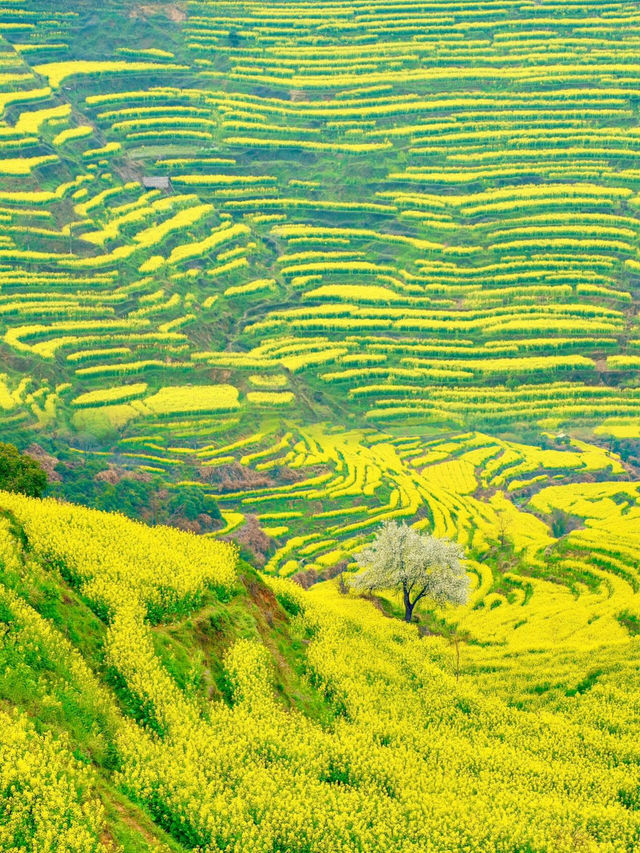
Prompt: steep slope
<box><xmin>0</xmin><ymin>493</ymin><xmax>330</xmax><ymax>850</ymax></box>
<box><xmin>1</xmin><ymin>492</ymin><xmax>639</xmax><ymax>851</ymax></box>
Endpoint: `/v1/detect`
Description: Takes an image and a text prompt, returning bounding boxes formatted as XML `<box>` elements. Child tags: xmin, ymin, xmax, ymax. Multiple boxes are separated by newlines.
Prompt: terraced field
<box><xmin>0</xmin><ymin>0</ymin><xmax>639</xmax><ymax>562</ymax></box>
<box><xmin>0</xmin><ymin>0</ymin><xmax>639</xmax><ymax>433</ymax></box>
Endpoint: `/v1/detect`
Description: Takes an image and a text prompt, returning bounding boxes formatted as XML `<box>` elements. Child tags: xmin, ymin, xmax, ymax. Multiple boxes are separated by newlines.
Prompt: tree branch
<box><xmin>410</xmin><ymin>585</ymin><xmax>430</xmax><ymax>607</ymax></box>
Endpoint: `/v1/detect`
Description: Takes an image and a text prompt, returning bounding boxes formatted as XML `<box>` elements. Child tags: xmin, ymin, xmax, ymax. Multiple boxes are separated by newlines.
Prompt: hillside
<box><xmin>2</xmin><ymin>1</ymin><xmax>640</xmax><ymax>849</ymax></box>
<box><xmin>1</xmin><ymin>491</ymin><xmax>640</xmax><ymax>852</ymax></box>
<box><xmin>0</xmin><ymin>0</ymin><xmax>637</xmax><ymax>579</ymax></box>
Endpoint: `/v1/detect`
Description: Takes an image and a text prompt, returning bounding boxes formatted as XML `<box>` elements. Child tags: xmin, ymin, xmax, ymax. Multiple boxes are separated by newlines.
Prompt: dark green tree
<box><xmin>168</xmin><ymin>485</ymin><xmax>222</xmax><ymax>523</ymax></box>
<box><xmin>0</xmin><ymin>443</ymin><xmax>48</xmax><ymax>497</ymax></box>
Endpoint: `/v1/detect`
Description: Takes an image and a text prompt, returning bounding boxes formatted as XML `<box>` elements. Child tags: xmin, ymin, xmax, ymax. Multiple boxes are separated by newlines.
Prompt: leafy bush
<box><xmin>0</xmin><ymin>443</ymin><xmax>47</xmax><ymax>498</ymax></box>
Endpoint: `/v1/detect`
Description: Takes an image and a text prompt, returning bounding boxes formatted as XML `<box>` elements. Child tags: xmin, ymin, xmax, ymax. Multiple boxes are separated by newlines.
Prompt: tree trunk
<box><xmin>403</xmin><ymin>585</ymin><xmax>414</xmax><ymax>622</ymax></box>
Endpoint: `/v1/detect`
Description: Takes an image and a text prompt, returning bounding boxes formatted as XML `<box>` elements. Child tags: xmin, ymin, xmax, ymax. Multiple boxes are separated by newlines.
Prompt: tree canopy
<box><xmin>351</xmin><ymin>521</ymin><xmax>469</xmax><ymax>622</ymax></box>
<box><xmin>0</xmin><ymin>443</ymin><xmax>48</xmax><ymax>498</ymax></box>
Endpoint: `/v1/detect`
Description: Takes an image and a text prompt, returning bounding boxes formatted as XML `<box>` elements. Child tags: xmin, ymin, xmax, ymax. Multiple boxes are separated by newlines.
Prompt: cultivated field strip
<box><xmin>0</xmin><ymin>1</ymin><xmax>637</xmax><ymax>433</ymax></box>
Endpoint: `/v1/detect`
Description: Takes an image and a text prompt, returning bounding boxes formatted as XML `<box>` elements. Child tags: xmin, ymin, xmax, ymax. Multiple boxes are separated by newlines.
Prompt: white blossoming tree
<box><xmin>351</xmin><ymin>521</ymin><xmax>470</xmax><ymax>623</ymax></box>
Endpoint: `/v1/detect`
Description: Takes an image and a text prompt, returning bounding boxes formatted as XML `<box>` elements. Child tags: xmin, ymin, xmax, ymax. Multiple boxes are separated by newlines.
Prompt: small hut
<box><xmin>142</xmin><ymin>176</ymin><xmax>172</xmax><ymax>192</ymax></box>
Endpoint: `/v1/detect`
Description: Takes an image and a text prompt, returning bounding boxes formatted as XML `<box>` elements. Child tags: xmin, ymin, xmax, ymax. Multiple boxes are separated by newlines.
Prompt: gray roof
<box><xmin>142</xmin><ymin>176</ymin><xmax>172</xmax><ymax>189</ymax></box>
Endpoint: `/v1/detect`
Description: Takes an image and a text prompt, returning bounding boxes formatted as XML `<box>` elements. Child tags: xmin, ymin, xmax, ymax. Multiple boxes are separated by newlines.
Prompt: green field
<box><xmin>1</xmin><ymin>1</ymin><xmax>640</xmax><ymax>850</ymax></box>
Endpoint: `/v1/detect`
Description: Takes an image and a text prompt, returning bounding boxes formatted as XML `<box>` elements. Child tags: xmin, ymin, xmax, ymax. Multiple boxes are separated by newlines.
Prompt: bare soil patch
<box><xmin>130</xmin><ymin>4</ymin><xmax>187</xmax><ymax>23</ymax></box>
